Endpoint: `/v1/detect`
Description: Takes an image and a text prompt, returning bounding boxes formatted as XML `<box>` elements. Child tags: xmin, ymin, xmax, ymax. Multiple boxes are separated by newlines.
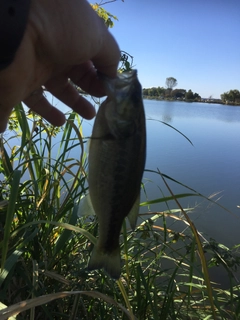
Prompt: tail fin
<box><xmin>88</xmin><ymin>245</ymin><xmax>121</xmax><ymax>280</ymax></box>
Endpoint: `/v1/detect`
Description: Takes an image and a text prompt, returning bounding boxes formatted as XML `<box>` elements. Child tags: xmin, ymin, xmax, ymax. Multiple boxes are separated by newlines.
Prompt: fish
<box><xmin>87</xmin><ymin>70</ymin><xmax>146</xmax><ymax>279</ymax></box>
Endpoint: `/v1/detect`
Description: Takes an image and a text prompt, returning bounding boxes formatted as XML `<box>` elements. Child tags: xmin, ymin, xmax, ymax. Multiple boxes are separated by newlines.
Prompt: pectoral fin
<box><xmin>127</xmin><ymin>194</ymin><xmax>140</xmax><ymax>230</ymax></box>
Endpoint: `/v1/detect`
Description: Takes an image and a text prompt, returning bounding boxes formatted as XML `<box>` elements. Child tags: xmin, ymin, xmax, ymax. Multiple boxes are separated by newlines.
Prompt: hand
<box><xmin>0</xmin><ymin>0</ymin><xmax>120</xmax><ymax>132</ymax></box>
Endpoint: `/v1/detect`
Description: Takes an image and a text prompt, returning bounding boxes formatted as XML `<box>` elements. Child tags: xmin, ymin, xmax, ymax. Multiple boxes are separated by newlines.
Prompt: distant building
<box><xmin>201</xmin><ymin>98</ymin><xmax>223</xmax><ymax>104</ymax></box>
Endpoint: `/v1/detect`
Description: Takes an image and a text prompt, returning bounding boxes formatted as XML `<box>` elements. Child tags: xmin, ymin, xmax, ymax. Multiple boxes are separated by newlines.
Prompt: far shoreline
<box><xmin>143</xmin><ymin>96</ymin><xmax>240</xmax><ymax>107</ymax></box>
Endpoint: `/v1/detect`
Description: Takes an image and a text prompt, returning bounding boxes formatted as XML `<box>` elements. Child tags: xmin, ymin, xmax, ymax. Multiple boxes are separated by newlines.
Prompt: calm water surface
<box><xmin>143</xmin><ymin>100</ymin><xmax>240</xmax><ymax>246</ymax></box>
<box><xmin>140</xmin><ymin>100</ymin><xmax>240</xmax><ymax>288</ymax></box>
<box><xmin>21</xmin><ymin>96</ymin><xmax>240</xmax><ymax>286</ymax></box>
<box><xmin>79</xmin><ymin>99</ymin><xmax>240</xmax><ymax>248</ymax></box>
<box><xmin>22</xmin><ymin>96</ymin><xmax>240</xmax><ymax>247</ymax></box>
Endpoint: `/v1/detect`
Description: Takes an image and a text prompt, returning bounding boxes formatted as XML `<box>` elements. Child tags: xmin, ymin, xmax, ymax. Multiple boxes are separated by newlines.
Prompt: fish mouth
<box><xmin>117</xmin><ymin>69</ymin><xmax>137</xmax><ymax>81</ymax></box>
<box><xmin>98</xmin><ymin>69</ymin><xmax>137</xmax><ymax>80</ymax></box>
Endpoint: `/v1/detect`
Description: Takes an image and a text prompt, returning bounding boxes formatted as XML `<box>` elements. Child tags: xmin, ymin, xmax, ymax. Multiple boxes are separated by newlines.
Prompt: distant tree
<box><xmin>185</xmin><ymin>90</ymin><xmax>201</xmax><ymax>101</ymax></box>
<box><xmin>221</xmin><ymin>89</ymin><xmax>240</xmax><ymax>103</ymax></box>
<box><xmin>142</xmin><ymin>88</ymin><xmax>149</xmax><ymax>96</ymax></box>
<box><xmin>157</xmin><ymin>86</ymin><xmax>166</xmax><ymax>97</ymax></box>
<box><xmin>171</xmin><ymin>89</ymin><xmax>186</xmax><ymax>98</ymax></box>
<box><xmin>193</xmin><ymin>92</ymin><xmax>201</xmax><ymax>100</ymax></box>
<box><xmin>147</xmin><ymin>88</ymin><xmax>152</xmax><ymax>96</ymax></box>
<box><xmin>148</xmin><ymin>87</ymin><xmax>158</xmax><ymax>96</ymax></box>
<box><xmin>165</xmin><ymin>77</ymin><xmax>178</xmax><ymax>90</ymax></box>
<box><xmin>185</xmin><ymin>89</ymin><xmax>194</xmax><ymax>100</ymax></box>
<box><xmin>220</xmin><ymin>92</ymin><xmax>226</xmax><ymax>102</ymax></box>
<box><xmin>143</xmin><ymin>86</ymin><xmax>166</xmax><ymax>97</ymax></box>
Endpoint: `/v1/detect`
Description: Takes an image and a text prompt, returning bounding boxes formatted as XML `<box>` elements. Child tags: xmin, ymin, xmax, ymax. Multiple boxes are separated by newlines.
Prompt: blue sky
<box><xmin>101</xmin><ymin>0</ymin><xmax>240</xmax><ymax>98</ymax></box>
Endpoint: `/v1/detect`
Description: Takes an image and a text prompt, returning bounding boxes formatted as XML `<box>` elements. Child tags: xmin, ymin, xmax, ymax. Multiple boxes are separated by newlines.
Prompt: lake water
<box><xmin>139</xmin><ymin>100</ymin><xmax>240</xmax><ymax>288</ymax></box>
<box><xmin>142</xmin><ymin>100</ymin><xmax>240</xmax><ymax>246</ymax></box>
<box><xmin>20</xmin><ymin>96</ymin><xmax>240</xmax><ymax>287</ymax></box>
<box><xmin>80</xmin><ymin>98</ymin><xmax>240</xmax><ymax>249</ymax></box>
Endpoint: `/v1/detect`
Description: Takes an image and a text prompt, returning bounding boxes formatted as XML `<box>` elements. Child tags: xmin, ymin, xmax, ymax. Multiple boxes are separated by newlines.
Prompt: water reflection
<box><xmin>144</xmin><ymin>99</ymin><xmax>240</xmax><ymax>123</ymax></box>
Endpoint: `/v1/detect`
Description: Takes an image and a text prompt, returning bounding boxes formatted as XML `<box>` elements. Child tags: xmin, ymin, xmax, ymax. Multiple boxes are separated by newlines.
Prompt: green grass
<box><xmin>0</xmin><ymin>103</ymin><xmax>240</xmax><ymax>319</ymax></box>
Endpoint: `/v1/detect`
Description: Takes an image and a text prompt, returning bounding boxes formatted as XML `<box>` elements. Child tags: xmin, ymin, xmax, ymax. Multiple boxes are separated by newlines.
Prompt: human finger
<box><xmin>45</xmin><ymin>70</ymin><xmax>96</xmax><ymax>120</ymax></box>
<box><xmin>0</xmin><ymin>109</ymin><xmax>13</xmax><ymax>133</ymax></box>
<box><xmin>24</xmin><ymin>90</ymin><xmax>66</xmax><ymax>126</ymax></box>
<box><xmin>66</xmin><ymin>61</ymin><xmax>106</xmax><ymax>97</ymax></box>
<box><xmin>91</xmin><ymin>30</ymin><xmax>120</xmax><ymax>78</ymax></box>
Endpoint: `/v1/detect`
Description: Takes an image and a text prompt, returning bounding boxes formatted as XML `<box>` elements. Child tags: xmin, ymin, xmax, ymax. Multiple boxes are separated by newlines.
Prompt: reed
<box><xmin>0</xmin><ymin>103</ymin><xmax>239</xmax><ymax>319</ymax></box>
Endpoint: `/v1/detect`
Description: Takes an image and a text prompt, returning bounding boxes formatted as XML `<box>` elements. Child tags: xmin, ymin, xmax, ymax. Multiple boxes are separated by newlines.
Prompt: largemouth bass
<box><xmin>87</xmin><ymin>70</ymin><xmax>146</xmax><ymax>279</ymax></box>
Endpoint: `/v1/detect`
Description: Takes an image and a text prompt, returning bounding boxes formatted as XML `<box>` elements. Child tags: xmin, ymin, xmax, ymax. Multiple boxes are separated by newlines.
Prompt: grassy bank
<box><xmin>0</xmin><ymin>103</ymin><xmax>239</xmax><ymax>319</ymax></box>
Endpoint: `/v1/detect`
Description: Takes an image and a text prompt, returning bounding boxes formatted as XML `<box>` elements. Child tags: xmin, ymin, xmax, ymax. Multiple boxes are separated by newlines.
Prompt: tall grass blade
<box><xmin>159</xmin><ymin>170</ymin><xmax>217</xmax><ymax>319</ymax></box>
<box><xmin>10</xmin><ymin>220</ymin><xmax>97</xmax><ymax>246</ymax></box>
<box><xmin>0</xmin><ymin>249</ymin><xmax>23</xmax><ymax>286</ymax></box>
<box><xmin>136</xmin><ymin>265</ymin><xmax>159</xmax><ymax>319</ymax></box>
<box><xmin>140</xmin><ymin>193</ymin><xmax>197</xmax><ymax>206</ymax></box>
<box><xmin>117</xmin><ymin>279</ymin><xmax>135</xmax><ymax>320</ymax></box>
<box><xmin>30</xmin><ymin>260</ymin><xmax>39</xmax><ymax>320</ymax></box>
<box><xmin>1</xmin><ymin>170</ymin><xmax>21</xmax><ymax>270</ymax></box>
<box><xmin>147</xmin><ymin>118</ymin><xmax>194</xmax><ymax>145</ymax></box>
<box><xmin>53</xmin><ymin>204</ymin><xmax>79</xmax><ymax>256</ymax></box>
<box><xmin>0</xmin><ymin>140</ymin><xmax>13</xmax><ymax>178</ymax></box>
<box><xmin>0</xmin><ymin>291</ymin><xmax>133</xmax><ymax>320</ymax></box>
<box><xmin>158</xmin><ymin>170</ymin><xmax>235</xmax><ymax>216</ymax></box>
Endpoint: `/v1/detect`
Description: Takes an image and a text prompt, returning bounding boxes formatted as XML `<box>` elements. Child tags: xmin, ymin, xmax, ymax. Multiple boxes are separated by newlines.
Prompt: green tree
<box><xmin>143</xmin><ymin>86</ymin><xmax>166</xmax><ymax>97</ymax></box>
<box><xmin>185</xmin><ymin>89</ymin><xmax>201</xmax><ymax>101</ymax></box>
<box><xmin>185</xmin><ymin>89</ymin><xmax>194</xmax><ymax>100</ymax></box>
<box><xmin>157</xmin><ymin>86</ymin><xmax>166</xmax><ymax>97</ymax></box>
<box><xmin>172</xmin><ymin>89</ymin><xmax>186</xmax><ymax>98</ymax></box>
<box><xmin>193</xmin><ymin>92</ymin><xmax>201</xmax><ymax>100</ymax></box>
<box><xmin>221</xmin><ymin>89</ymin><xmax>240</xmax><ymax>103</ymax></box>
<box><xmin>165</xmin><ymin>77</ymin><xmax>178</xmax><ymax>90</ymax></box>
<box><xmin>142</xmin><ymin>88</ymin><xmax>149</xmax><ymax>95</ymax></box>
<box><xmin>147</xmin><ymin>87</ymin><xmax>158</xmax><ymax>96</ymax></box>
